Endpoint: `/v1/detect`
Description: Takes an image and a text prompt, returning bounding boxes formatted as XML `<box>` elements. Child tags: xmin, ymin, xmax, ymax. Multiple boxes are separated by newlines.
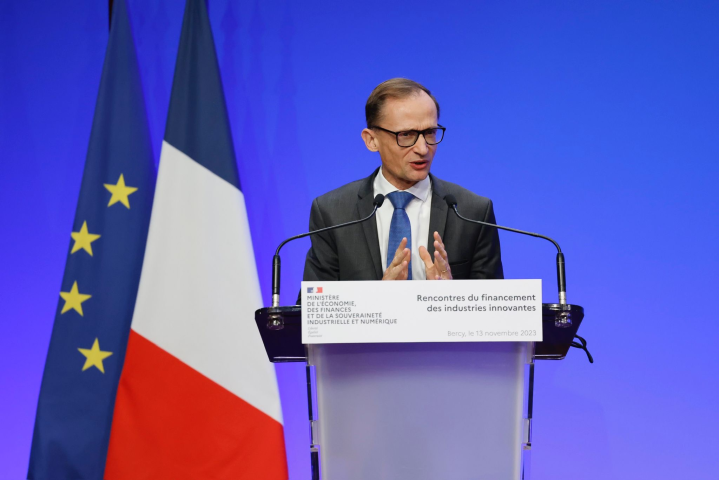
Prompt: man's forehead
<box><xmin>382</xmin><ymin>93</ymin><xmax>438</xmax><ymax>130</ymax></box>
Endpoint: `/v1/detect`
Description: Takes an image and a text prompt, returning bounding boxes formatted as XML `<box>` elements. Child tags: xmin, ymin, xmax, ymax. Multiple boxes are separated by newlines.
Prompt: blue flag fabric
<box><xmin>164</xmin><ymin>0</ymin><xmax>241</xmax><ymax>189</ymax></box>
<box><xmin>27</xmin><ymin>0</ymin><xmax>155</xmax><ymax>478</ymax></box>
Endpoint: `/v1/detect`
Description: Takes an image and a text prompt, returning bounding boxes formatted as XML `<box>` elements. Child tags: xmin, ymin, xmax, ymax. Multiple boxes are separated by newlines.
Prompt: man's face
<box><xmin>362</xmin><ymin>92</ymin><xmax>439</xmax><ymax>190</ymax></box>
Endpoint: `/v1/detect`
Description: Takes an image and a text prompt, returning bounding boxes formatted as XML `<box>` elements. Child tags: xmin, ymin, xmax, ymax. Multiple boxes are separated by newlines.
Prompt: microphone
<box><xmin>270</xmin><ymin>194</ymin><xmax>386</xmax><ymax>308</ymax></box>
<box><xmin>444</xmin><ymin>194</ymin><xmax>568</xmax><ymax>308</ymax></box>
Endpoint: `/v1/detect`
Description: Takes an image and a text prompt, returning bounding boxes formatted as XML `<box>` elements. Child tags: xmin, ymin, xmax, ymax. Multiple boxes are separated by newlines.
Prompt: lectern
<box><xmin>255</xmin><ymin>294</ymin><xmax>584</xmax><ymax>479</ymax></box>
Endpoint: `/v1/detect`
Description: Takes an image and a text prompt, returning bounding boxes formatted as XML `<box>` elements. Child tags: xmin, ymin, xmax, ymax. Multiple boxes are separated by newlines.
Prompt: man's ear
<box><xmin>361</xmin><ymin>128</ymin><xmax>379</xmax><ymax>152</ymax></box>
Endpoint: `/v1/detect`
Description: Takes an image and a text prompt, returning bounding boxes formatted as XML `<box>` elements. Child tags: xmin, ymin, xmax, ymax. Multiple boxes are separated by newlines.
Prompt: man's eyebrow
<box><xmin>396</xmin><ymin>125</ymin><xmax>439</xmax><ymax>131</ymax></box>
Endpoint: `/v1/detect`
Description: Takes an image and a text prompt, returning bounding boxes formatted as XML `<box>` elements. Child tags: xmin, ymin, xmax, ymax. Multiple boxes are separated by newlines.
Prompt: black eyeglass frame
<box><xmin>371</xmin><ymin>125</ymin><xmax>446</xmax><ymax>147</ymax></box>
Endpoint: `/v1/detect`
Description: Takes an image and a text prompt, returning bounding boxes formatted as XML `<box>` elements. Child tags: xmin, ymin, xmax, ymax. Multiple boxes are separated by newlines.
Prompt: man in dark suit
<box><xmin>303</xmin><ymin>78</ymin><xmax>503</xmax><ymax>282</ymax></box>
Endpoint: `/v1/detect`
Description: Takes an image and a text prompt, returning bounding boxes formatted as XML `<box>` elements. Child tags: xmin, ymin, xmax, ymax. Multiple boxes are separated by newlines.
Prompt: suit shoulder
<box><xmin>313</xmin><ymin>177</ymin><xmax>365</xmax><ymax>206</ymax></box>
<box><xmin>434</xmin><ymin>177</ymin><xmax>494</xmax><ymax>208</ymax></box>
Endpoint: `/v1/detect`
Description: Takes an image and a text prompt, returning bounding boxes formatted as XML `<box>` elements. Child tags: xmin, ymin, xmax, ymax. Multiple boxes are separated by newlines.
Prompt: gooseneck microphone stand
<box><xmin>265</xmin><ymin>194</ymin><xmax>385</xmax><ymax>329</ymax></box>
<box><xmin>444</xmin><ymin>194</ymin><xmax>573</xmax><ymax>326</ymax></box>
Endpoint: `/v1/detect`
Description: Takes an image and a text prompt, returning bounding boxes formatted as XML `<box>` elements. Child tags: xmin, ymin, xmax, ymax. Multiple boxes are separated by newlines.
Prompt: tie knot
<box><xmin>387</xmin><ymin>191</ymin><xmax>414</xmax><ymax>210</ymax></box>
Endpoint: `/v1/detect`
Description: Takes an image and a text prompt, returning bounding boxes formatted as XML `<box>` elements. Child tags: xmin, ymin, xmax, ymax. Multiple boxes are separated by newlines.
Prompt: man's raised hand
<box><xmin>382</xmin><ymin>237</ymin><xmax>410</xmax><ymax>281</ymax></box>
<box><xmin>419</xmin><ymin>231</ymin><xmax>453</xmax><ymax>280</ymax></box>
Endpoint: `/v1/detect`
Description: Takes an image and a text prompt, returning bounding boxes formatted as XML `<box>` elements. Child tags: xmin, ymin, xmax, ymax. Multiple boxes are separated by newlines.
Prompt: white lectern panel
<box><xmin>308</xmin><ymin>342</ymin><xmax>531</xmax><ymax>480</ymax></box>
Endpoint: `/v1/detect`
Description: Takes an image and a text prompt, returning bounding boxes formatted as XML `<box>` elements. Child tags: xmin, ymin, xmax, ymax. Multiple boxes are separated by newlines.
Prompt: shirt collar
<box><xmin>375</xmin><ymin>167</ymin><xmax>432</xmax><ymax>202</ymax></box>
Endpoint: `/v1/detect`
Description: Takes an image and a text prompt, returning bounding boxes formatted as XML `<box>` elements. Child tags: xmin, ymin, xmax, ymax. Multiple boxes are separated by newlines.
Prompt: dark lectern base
<box><xmin>535</xmin><ymin>303</ymin><xmax>584</xmax><ymax>359</ymax></box>
<box><xmin>254</xmin><ymin>306</ymin><xmax>304</xmax><ymax>362</ymax></box>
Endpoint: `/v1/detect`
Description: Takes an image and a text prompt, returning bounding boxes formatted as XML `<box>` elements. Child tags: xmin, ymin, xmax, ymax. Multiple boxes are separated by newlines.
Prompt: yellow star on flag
<box><xmin>70</xmin><ymin>221</ymin><xmax>101</xmax><ymax>256</ymax></box>
<box><xmin>104</xmin><ymin>174</ymin><xmax>138</xmax><ymax>208</ymax></box>
<box><xmin>78</xmin><ymin>338</ymin><xmax>113</xmax><ymax>373</ymax></box>
<box><xmin>59</xmin><ymin>281</ymin><xmax>92</xmax><ymax>316</ymax></box>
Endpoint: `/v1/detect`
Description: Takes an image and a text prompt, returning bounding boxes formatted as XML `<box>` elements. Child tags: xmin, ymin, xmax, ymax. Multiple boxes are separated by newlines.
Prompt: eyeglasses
<box><xmin>371</xmin><ymin>125</ymin><xmax>446</xmax><ymax>147</ymax></box>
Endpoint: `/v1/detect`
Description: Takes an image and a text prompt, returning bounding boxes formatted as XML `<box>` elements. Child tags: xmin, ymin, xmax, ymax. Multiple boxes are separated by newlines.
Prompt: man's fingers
<box><xmin>396</xmin><ymin>237</ymin><xmax>408</xmax><ymax>256</ymax></box>
<box><xmin>389</xmin><ymin>260</ymin><xmax>409</xmax><ymax>280</ymax></box>
<box><xmin>434</xmin><ymin>250</ymin><xmax>453</xmax><ymax>280</ymax></box>
<box><xmin>389</xmin><ymin>238</ymin><xmax>409</xmax><ymax>267</ymax></box>
<box><xmin>418</xmin><ymin>246</ymin><xmax>434</xmax><ymax>269</ymax></box>
<box><xmin>434</xmin><ymin>232</ymin><xmax>449</xmax><ymax>263</ymax></box>
<box><xmin>434</xmin><ymin>240</ymin><xmax>449</xmax><ymax>263</ymax></box>
<box><xmin>434</xmin><ymin>250</ymin><xmax>448</xmax><ymax>273</ymax></box>
<box><xmin>398</xmin><ymin>260</ymin><xmax>409</xmax><ymax>280</ymax></box>
<box><xmin>434</xmin><ymin>231</ymin><xmax>444</xmax><ymax>250</ymax></box>
<box><xmin>433</xmin><ymin>232</ymin><xmax>452</xmax><ymax>279</ymax></box>
<box><xmin>420</xmin><ymin>243</ymin><xmax>446</xmax><ymax>281</ymax></box>
<box><xmin>385</xmin><ymin>238</ymin><xmax>410</xmax><ymax>280</ymax></box>
<box><xmin>383</xmin><ymin>254</ymin><xmax>410</xmax><ymax>280</ymax></box>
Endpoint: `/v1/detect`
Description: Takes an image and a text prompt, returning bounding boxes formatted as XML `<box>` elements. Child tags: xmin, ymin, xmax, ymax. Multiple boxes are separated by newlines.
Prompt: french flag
<box><xmin>104</xmin><ymin>0</ymin><xmax>287</xmax><ymax>478</ymax></box>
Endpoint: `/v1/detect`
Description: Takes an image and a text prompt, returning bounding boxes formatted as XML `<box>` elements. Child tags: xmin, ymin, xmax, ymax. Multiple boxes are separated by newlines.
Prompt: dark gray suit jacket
<box><xmin>303</xmin><ymin>168</ymin><xmax>503</xmax><ymax>281</ymax></box>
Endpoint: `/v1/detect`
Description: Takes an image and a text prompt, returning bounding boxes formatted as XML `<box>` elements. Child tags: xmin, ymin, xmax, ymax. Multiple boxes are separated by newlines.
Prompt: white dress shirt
<box><xmin>373</xmin><ymin>167</ymin><xmax>432</xmax><ymax>280</ymax></box>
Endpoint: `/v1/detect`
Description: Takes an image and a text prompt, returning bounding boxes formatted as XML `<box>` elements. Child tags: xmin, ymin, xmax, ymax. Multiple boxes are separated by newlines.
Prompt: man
<box><xmin>303</xmin><ymin>78</ymin><xmax>503</xmax><ymax>282</ymax></box>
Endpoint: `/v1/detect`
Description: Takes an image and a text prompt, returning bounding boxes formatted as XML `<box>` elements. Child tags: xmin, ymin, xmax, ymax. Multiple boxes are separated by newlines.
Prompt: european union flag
<box><xmin>28</xmin><ymin>0</ymin><xmax>155</xmax><ymax>478</ymax></box>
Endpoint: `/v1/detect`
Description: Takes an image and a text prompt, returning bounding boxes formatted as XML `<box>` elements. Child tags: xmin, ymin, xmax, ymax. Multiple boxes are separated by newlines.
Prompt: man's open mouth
<box><xmin>410</xmin><ymin>160</ymin><xmax>429</xmax><ymax>169</ymax></box>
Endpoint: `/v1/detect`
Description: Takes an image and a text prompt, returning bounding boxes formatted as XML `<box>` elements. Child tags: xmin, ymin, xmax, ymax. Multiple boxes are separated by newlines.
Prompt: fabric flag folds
<box><xmin>104</xmin><ymin>0</ymin><xmax>288</xmax><ymax>478</ymax></box>
<box><xmin>28</xmin><ymin>0</ymin><xmax>156</xmax><ymax>478</ymax></box>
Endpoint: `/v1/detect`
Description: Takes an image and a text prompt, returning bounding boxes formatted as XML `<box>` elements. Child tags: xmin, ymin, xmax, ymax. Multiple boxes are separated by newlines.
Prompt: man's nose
<box><xmin>413</xmin><ymin>134</ymin><xmax>429</xmax><ymax>155</ymax></box>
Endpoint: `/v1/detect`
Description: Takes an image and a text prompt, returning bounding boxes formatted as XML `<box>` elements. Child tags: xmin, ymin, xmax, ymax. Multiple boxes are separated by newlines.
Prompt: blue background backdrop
<box><xmin>1</xmin><ymin>0</ymin><xmax>717</xmax><ymax>478</ymax></box>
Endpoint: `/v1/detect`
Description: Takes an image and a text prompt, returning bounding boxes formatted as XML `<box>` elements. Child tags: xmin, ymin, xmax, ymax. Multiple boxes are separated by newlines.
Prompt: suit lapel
<box><xmin>427</xmin><ymin>173</ymin><xmax>448</xmax><ymax>259</ymax></box>
<box><xmin>357</xmin><ymin>168</ymin><xmax>383</xmax><ymax>279</ymax></box>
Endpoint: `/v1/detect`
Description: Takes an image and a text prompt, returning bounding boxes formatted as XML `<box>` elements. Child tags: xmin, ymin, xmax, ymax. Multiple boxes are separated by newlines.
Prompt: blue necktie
<box><xmin>386</xmin><ymin>191</ymin><xmax>415</xmax><ymax>280</ymax></box>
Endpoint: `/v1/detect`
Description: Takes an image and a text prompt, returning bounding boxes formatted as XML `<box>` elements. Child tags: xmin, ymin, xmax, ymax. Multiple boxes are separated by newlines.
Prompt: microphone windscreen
<box><xmin>373</xmin><ymin>194</ymin><xmax>385</xmax><ymax>208</ymax></box>
<box><xmin>444</xmin><ymin>194</ymin><xmax>458</xmax><ymax>207</ymax></box>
